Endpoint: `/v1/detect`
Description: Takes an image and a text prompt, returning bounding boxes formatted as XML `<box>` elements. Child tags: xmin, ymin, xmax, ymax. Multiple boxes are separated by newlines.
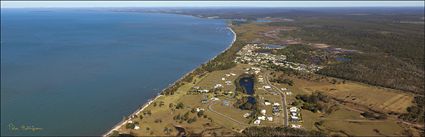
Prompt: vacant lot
<box><xmin>270</xmin><ymin>72</ymin><xmax>414</xmax><ymax>114</ymax></box>
<box><xmin>301</xmin><ymin>82</ymin><xmax>413</xmax><ymax>113</ymax></box>
<box><xmin>321</xmin><ymin>108</ymin><xmax>405</xmax><ymax>136</ymax></box>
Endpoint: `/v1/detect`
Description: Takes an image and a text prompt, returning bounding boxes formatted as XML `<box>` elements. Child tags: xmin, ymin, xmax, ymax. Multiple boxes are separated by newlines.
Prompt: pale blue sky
<box><xmin>1</xmin><ymin>1</ymin><xmax>424</xmax><ymax>8</ymax></box>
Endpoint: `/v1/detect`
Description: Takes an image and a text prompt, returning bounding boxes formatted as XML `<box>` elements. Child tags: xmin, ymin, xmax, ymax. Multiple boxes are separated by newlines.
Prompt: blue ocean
<box><xmin>0</xmin><ymin>8</ymin><xmax>234</xmax><ymax>136</ymax></box>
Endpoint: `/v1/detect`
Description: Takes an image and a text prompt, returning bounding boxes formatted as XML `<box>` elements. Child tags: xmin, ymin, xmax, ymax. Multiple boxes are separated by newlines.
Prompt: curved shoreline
<box><xmin>103</xmin><ymin>26</ymin><xmax>236</xmax><ymax>137</ymax></box>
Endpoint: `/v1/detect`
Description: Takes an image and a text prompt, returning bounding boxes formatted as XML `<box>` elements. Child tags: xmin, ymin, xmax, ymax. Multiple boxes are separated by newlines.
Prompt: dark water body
<box><xmin>238</xmin><ymin>76</ymin><xmax>256</xmax><ymax>107</ymax></box>
<box><xmin>1</xmin><ymin>9</ymin><xmax>234</xmax><ymax>136</ymax></box>
<box><xmin>239</xmin><ymin>77</ymin><xmax>254</xmax><ymax>95</ymax></box>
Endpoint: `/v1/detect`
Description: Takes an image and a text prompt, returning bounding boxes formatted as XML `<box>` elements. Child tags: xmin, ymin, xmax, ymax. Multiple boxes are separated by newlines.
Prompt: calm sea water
<box><xmin>1</xmin><ymin>9</ymin><xmax>234</xmax><ymax>136</ymax></box>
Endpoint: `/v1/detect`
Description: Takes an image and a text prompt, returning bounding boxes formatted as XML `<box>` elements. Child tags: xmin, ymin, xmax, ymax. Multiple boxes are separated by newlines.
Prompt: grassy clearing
<box><xmin>270</xmin><ymin>72</ymin><xmax>413</xmax><ymax>114</ymax></box>
<box><xmin>301</xmin><ymin>107</ymin><xmax>406</xmax><ymax>136</ymax></box>
<box><xmin>303</xmin><ymin>82</ymin><xmax>413</xmax><ymax>113</ymax></box>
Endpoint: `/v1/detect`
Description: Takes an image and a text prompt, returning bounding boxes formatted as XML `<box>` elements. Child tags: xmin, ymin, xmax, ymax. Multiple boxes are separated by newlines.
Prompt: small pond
<box><xmin>239</xmin><ymin>77</ymin><xmax>254</xmax><ymax>95</ymax></box>
<box><xmin>238</xmin><ymin>76</ymin><xmax>257</xmax><ymax>108</ymax></box>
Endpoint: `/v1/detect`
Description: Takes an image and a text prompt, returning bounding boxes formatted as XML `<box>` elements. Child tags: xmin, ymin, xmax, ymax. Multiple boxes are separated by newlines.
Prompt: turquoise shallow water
<box><xmin>1</xmin><ymin>8</ymin><xmax>234</xmax><ymax>136</ymax></box>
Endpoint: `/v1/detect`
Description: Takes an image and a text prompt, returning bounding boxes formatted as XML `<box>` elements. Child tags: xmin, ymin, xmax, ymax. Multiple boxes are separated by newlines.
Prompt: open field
<box><xmin>300</xmin><ymin>81</ymin><xmax>414</xmax><ymax>113</ymax></box>
<box><xmin>318</xmin><ymin>108</ymin><xmax>405</xmax><ymax>136</ymax></box>
<box><xmin>266</xmin><ymin>71</ymin><xmax>417</xmax><ymax>136</ymax></box>
<box><xmin>268</xmin><ymin>70</ymin><xmax>414</xmax><ymax>114</ymax></box>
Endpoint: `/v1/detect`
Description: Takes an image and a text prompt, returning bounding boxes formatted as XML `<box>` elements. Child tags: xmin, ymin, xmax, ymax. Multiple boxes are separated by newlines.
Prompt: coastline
<box><xmin>103</xmin><ymin>26</ymin><xmax>236</xmax><ymax>137</ymax></box>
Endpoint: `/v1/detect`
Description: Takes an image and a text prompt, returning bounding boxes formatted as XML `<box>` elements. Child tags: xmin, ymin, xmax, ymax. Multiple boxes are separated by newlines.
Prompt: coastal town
<box><xmin>235</xmin><ymin>44</ymin><xmax>322</xmax><ymax>73</ymax></box>
<box><xmin>105</xmin><ymin>39</ymin><xmax>312</xmax><ymax>136</ymax></box>
<box><xmin>105</xmin><ymin>13</ymin><xmax>423</xmax><ymax>137</ymax></box>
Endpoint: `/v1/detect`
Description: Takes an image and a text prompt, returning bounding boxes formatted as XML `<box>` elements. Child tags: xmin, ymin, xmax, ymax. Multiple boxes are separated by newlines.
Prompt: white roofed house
<box><xmin>214</xmin><ymin>84</ymin><xmax>223</xmax><ymax>89</ymax></box>
<box><xmin>258</xmin><ymin>77</ymin><xmax>264</xmax><ymax>83</ymax></box>
<box><xmin>291</xmin><ymin>124</ymin><xmax>301</xmax><ymax>128</ymax></box>
<box><xmin>291</xmin><ymin>115</ymin><xmax>299</xmax><ymax>121</ymax></box>
<box><xmin>289</xmin><ymin>107</ymin><xmax>298</xmax><ymax>113</ymax></box>
<box><xmin>261</xmin><ymin>109</ymin><xmax>267</xmax><ymax>115</ymax></box>
<box><xmin>198</xmin><ymin>89</ymin><xmax>209</xmax><ymax>93</ymax></box>
<box><xmin>243</xmin><ymin>113</ymin><xmax>251</xmax><ymax>118</ymax></box>
<box><xmin>134</xmin><ymin>125</ymin><xmax>140</xmax><ymax>130</ymax></box>
<box><xmin>254</xmin><ymin>119</ymin><xmax>261</xmax><ymax>125</ymax></box>
<box><xmin>264</xmin><ymin>86</ymin><xmax>271</xmax><ymax>89</ymax></box>
<box><xmin>258</xmin><ymin>116</ymin><xmax>266</xmax><ymax>121</ymax></box>
<box><xmin>267</xmin><ymin>116</ymin><xmax>273</xmax><ymax>121</ymax></box>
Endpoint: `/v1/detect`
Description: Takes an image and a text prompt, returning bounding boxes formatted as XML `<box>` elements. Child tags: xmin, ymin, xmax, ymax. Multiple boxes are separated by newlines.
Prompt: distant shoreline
<box><xmin>103</xmin><ymin>25</ymin><xmax>236</xmax><ymax>137</ymax></box>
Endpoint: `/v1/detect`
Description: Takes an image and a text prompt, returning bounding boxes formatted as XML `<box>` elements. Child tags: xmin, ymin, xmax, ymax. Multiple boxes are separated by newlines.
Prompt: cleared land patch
<box><xmin>298</xmin><ymin>80</ymin><xmax>413</xmax><ymax>113</ymax></box>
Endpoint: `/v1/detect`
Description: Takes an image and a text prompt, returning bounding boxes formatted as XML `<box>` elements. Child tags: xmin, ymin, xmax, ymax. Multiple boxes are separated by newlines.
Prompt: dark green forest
<box><xmin>269</xmin><ymin>13</ymin><xmax>424</xmax><ymax>94</ymax></box>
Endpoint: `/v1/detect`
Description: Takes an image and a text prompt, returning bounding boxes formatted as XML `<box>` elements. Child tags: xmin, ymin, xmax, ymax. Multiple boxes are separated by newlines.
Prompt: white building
<box><xmin>291</xmin><ymin>124</ymin><xmax>301</xmax><ymax>128</ymax></box>
<box><xmin>261</xmin><ymin>109</ymin><xmax>267</xmax><ymax>115</ymax></box>
<box><xmin>214</xmin><ymin>84</ymin><xmax>223</xmax><ymax>89</ymax></box>
<box><xmin>290</xmin><ymin>107</ymin><xmax>298</xmax><ymax>113</ymax></box>
<box><xmin>264</xmin><ymin>86</ymin><xmax>271</xmax><ymax>89</ymax></box>
<box><xmin>196</xmin><ymin>108</ymin><xmax>205</xmax><ymax>112</ymax></box>
<box><xmin>134</xmin><ymin>125</ymin><xmax>140</xmax><ymax>130</ymax></box>
<box><xmin>254</xmin><ymin>119</ymin><xmax>261</xmax><ymax>125</ymax></box>
<box><xmin>264</xmin><ymin>102</ymin><xmax>271</xmax><ymax>106</ymax></box>
<box><xmin>243</xmin><ymin>113</ymin><xmax>251</xmax><ymax>118</ymax></box>
<box><xmin>258</xmin><ymin>116</ymin><xmax>266</xmax><ymax>121</ymax></box>
<box><xmin>291</xmin><ymin>115</ymin><xmax>299</xmax><ymax>120</ymax></box>
<box><xmin>198</xmin><ymin>89</ymin><xmax>209</xmax><ymax>93</ymax></box>
<box><xmin>267</xmin><ymin>116</ymin><xmax>273</xmax><ymax>121</ymax></box>
<box><xmin>258</xmin><ymin>78</ymin><xmax>264</xmax><ymax>83</ymax></box>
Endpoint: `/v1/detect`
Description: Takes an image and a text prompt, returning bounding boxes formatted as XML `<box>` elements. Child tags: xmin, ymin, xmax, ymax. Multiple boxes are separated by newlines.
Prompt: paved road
<box><xmin>264</xmin><ymin>73</ymin><xmax>289</xmax><ymax>127</ymax></box>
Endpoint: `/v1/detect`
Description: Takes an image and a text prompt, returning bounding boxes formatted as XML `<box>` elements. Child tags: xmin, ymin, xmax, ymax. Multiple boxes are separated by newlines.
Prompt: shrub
<box><xmin>125</xmin><ymin>123</ymin><xmax>135</xmax><ymax>129</ymax></box>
